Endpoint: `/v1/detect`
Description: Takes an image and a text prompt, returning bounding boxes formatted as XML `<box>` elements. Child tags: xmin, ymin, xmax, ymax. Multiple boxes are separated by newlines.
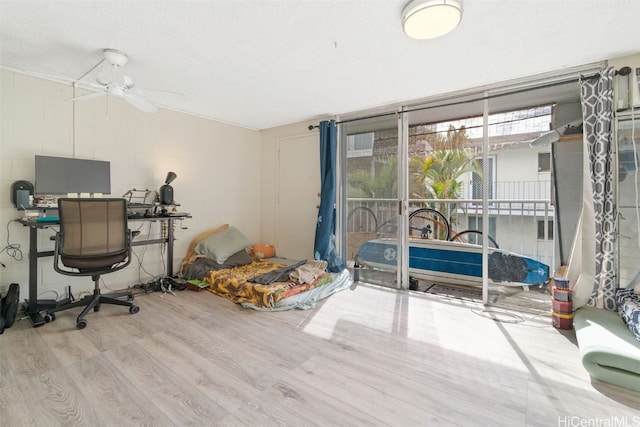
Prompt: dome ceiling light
<box><xmin>402</xmin><ymin>0</ymin><xmax>463</xmax><ymax>40</ymax></box>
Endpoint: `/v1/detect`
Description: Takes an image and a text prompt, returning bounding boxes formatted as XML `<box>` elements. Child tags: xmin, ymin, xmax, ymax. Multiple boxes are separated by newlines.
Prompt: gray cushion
<box><xmin>574</xmin><ymin>306</ymin><xmax>640</xmax><ymax>392</ymax></box>
<box><xmin>195</xmin><ymin>226</ymin><xmax>251</xmax><ymax>264</ymax></box>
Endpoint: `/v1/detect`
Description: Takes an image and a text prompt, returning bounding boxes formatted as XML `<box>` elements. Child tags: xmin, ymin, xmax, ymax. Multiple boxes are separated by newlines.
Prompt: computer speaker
<box><xmin>159</xmin><ymin>184</ymin><xmax>174</xmax><ymax>205</ymax></box>
<box><xmin>11</xmin><ymin>180</ymin><xmax>34</xmax><ymax>209</ymax></box>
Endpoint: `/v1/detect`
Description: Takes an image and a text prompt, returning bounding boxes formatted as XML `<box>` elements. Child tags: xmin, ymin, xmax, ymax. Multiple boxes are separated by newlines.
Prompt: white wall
<box><xmin>494</xmin><ymin>145</ymin><xmax>550</xmax><ymax>193</ymax></box>
<box><xmin>0</xmin><ymin>70</ymin><xmax>262</xmax><ymax>299</ymax></box>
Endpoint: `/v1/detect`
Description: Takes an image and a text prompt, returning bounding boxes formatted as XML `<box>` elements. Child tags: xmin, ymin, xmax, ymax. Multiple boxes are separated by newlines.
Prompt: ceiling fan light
<box><xmin>103</xmin><ymin>48</ymin><xmax>129</xmax><ymax>68</ymax></box>
<box><xmin>402</xmin><ymin>0</ymin><xmax>463</xmax><ymax>40</ymax></box>
<box><xmin>96</xmin><ymin>71</ymin><xmax>109</xmax><ymax>86</ymax></box>
<box><xmin>123</xmin><ymin>74</ymin><xmax>135</xmax><ymax>88</ymax></box>
<box><xmin>107</xmin><ymin>85</ymin><xmax>126</xmax><ymax>97</ymax></box>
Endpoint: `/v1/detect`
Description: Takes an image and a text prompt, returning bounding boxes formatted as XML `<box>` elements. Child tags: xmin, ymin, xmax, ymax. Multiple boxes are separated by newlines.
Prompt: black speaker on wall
<box><xmin>11</xmin><ymin>180</ymin><xmax>34</xmax><ymax>210</ymax></box>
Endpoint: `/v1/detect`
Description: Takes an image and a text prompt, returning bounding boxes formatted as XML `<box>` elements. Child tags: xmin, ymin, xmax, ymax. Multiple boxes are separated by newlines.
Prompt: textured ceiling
<box><xmin>1</xmin><ymin>0</ymin><xmax>639</xmax><ymax>130</ymax></box>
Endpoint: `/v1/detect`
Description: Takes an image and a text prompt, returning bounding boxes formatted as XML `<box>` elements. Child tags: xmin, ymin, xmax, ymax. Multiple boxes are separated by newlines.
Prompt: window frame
<box><xmin>538</xmin><ymin>152</ymin><xmax>551</xmax><ymax>173</ymax></box>
<box><xmin>537</xmin><ymin>219</ymin><xmax>554</xmax><ymax>240</ymax></box>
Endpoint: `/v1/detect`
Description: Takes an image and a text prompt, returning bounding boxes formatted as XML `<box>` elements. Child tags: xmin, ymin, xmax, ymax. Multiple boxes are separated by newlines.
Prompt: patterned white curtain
<box><xmin>580</xmin><ymin>67</ymin><xmax>616</xmax><ymax>310</ymax></box>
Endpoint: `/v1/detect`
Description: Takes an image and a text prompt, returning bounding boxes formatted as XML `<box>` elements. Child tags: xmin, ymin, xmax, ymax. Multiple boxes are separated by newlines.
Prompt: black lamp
<box><xmin>159</xmin><ymin>172</ymin><xmax>177</xmax><ymax>205</ymax></box>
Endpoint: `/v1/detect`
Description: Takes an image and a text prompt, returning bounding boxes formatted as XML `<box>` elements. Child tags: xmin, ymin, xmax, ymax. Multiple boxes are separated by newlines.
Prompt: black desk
<box><xmin>19</xmin><ymin>214</ymin><xmax>190</xmax><ymax>327</ymax></box>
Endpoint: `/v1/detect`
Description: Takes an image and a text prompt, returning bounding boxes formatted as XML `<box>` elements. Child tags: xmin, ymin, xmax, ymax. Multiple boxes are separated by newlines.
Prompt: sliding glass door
<box><xmin>338</xmin><ymin>67</ymin><xmax>593</xmax><ymax>311</ymax></box>
<box><xmin>341</xmin><ymin>114</ymin><xmax>406</xmax><ymax>288</ymax></box>
<box><xmin>404</xmin><ymin>94</ymin><xmax>486</xmax><ymax>293</ymax></box>
<box><xmin>616</xmin><ymin>115</ymin><xmax>640</xmax><ymax>289</ymax></box>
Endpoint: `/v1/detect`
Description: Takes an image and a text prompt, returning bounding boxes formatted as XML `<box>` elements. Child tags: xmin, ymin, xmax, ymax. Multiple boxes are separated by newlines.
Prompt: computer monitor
<box><xmin>34</xmin><ymin>155</ymin><xmax>111</xmax><ymax>195</ymax></box>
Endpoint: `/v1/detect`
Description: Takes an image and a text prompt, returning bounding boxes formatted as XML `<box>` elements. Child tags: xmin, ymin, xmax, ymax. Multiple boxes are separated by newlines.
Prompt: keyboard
<box><xmin>36</xmin><ymin>216</ymin><xmax>59</xmax><ymax>223</ymax></box>
<box><xmin>165</xmin><ymin>211</ymin><xmax>190</xmax><ymax>217</ymax></box>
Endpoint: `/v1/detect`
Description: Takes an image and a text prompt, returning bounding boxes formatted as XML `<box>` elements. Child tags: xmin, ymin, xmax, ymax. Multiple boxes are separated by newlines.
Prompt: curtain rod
<box><xmin>307</xmin><ymin>111</ymin><xmax>396</xmax><ymax>130</ymax></box>
<box><xmin>308</xmin><ymin>70</ymin><xmax>610</xmax><ymax>131</ymax></box>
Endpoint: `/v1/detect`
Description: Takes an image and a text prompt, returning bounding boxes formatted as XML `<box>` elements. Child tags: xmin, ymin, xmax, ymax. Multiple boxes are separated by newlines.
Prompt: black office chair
<box><xmin>45</xmin><ymin>198</ymin><xmax>140</xmax><ymax>329</ymax></box>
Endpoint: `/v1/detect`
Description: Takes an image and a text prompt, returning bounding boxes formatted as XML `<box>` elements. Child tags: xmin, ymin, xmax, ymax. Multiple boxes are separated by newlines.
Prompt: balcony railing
<box><xmin>345</xmin><ymin>197</ymin><xmax>555</xmax><ymax>268</ymax></box>
<box><xmin>463</xmin><ymin>180</ymin><xmax>551</xmax><ymax>200</ymax></box>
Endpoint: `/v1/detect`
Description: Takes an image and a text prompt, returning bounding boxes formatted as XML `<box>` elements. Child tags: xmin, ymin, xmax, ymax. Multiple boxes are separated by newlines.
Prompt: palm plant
<box><xmin>420</xmin><ymin>149</ymin><xmax>480</xmax><ymax>196</ymax></box>
<box><xmin>347</xmin><ymin>158</ymin><xmax>398</xmax><ymax>199</ymax></box>
<box><xmin>414</xmin><ymin>125</ymin><xmax>481</xmax><ymax>223</ymax></box>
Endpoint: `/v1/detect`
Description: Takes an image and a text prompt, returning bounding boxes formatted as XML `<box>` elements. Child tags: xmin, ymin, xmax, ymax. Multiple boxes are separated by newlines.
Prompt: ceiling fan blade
<box><xmin>128</xmin><ymin>88</ymin><xmax>186</xmax><ymax>107</ymax></box>
<box><xmin>136</xmin><ymin>88</ymin><xmax>186</xmax><ymax>103</ymax></box>
<box><xmin>70</xmin><ymin>91</ymin><xmax>105</xmax><ymax>102</ymax></box>
<box><xmin>123</xmin><ymin>93</ymin><xmax>159</xmax><ymax>113</ymax></box>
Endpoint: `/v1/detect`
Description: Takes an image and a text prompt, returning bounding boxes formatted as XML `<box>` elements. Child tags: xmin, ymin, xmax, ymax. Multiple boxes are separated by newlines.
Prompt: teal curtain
<box><xmin>313</xmin><ymin>120</ymin><xmax>345</xmax><ymax>272</ymax></box>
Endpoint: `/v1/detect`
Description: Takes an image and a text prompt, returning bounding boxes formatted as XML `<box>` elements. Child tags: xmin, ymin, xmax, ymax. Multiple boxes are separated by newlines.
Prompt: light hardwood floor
<box><xmin>1</xmin><ymin>282</ymin><xmax>639</xmax><ymax>426</ymax></box>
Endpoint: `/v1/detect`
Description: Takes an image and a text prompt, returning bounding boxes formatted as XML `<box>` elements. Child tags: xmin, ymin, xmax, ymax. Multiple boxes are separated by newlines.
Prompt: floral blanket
<box><xmin>204</xmin><ymin>260</ymin><xmax>334</xmax><ymax>308</ymax></box>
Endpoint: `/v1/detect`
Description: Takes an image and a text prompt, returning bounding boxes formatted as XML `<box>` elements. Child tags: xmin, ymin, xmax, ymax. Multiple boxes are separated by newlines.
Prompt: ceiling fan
<box><xmin>71</xmin><ymin>49</ymin><xmax>161</xmax><ymax>113</ymax></box>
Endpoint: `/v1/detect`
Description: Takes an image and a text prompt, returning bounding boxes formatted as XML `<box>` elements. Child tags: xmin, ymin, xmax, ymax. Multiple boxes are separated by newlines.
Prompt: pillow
<box><xmin>215</xmin><ymin>249</ymin><xmax>252</xmax><ymax>268</ymax></box>
<box><xmin>616</xmin><ymin>287</ymin><xmax>639</xmax><ymax>312</ymax></box>
<box><xmin>615</xmin><ymin>287</ymin><xmax>640</xmax><ymax>341</ymax></box>
<box><xmin>187</xmin><ymin>224</ymin><xmax>229</xmax><ymax>257</ymax></box>
<box><xmin>181</xmin><ymin>224</ymin><xmax>229</xmax><ymax>275</ymax></box>
<box><xmin>195</xmin><ymin>226</ymin><xmax>252</xmax><ymax>264</ymax></box>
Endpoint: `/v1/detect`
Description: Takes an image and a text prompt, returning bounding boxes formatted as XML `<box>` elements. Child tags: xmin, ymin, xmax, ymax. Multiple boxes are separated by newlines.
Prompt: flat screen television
<box><xmin>35</xmin><ymin>155</ymin><xmax>111</xmax><ymax>195</ymax></box>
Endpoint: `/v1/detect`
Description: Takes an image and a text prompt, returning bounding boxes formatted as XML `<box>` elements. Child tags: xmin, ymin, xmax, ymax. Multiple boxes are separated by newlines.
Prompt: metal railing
<box><xmin>346</xmin><ymin>197</ymin><xmax>555</xmax><ymax>268</ymax></box>
<box><xmin>463</xmin><ymin>180</ymin><xmax>551</xmax><ymax>200</ymax></box>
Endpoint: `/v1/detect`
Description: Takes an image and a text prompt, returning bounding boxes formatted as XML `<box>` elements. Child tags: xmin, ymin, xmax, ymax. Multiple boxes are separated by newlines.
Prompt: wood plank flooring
<box><xmin>1</xmin><ymin>282</ymin><xmax>639</xmax><ymax>426</ymax></box>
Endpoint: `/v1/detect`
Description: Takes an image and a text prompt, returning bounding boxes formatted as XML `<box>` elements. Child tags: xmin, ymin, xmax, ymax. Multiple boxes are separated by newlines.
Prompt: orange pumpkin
<box><xmin>251</xmin><ymin>243</ymin><xmax>275</xmax><ymax>259</ymax></box>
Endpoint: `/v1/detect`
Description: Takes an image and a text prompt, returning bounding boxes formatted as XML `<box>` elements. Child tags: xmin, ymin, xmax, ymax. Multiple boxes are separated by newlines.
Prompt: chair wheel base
<box><xmin>129</xmin><ymin>305</ymin><xmax>140</xmax><ymax>314</ymax></box>
<box><xmin>76</xmin><ymin>319</ymin><xmax>88</xmax><ymax>329</ymax></box>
